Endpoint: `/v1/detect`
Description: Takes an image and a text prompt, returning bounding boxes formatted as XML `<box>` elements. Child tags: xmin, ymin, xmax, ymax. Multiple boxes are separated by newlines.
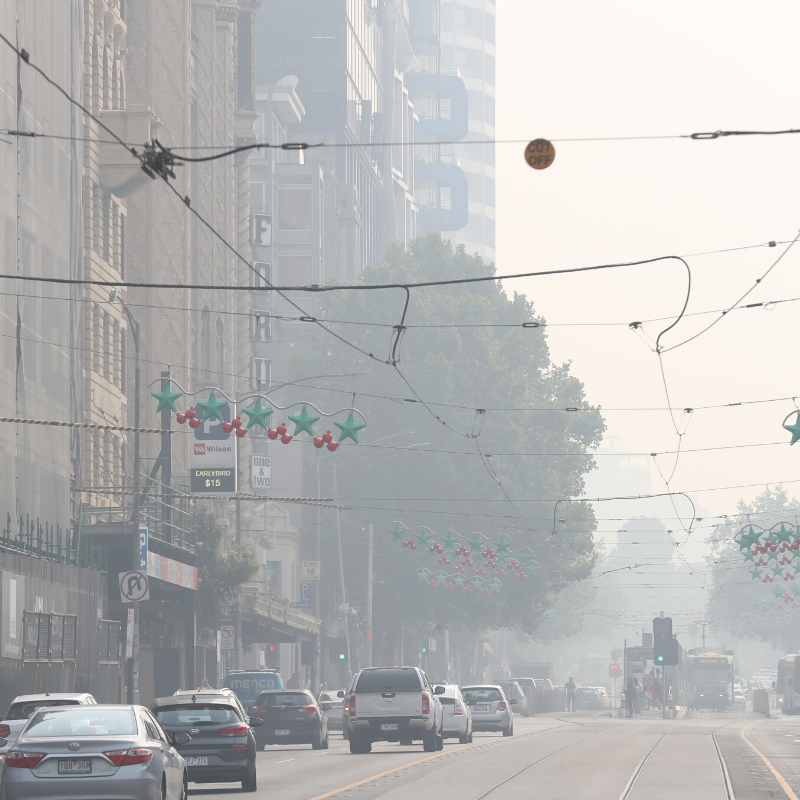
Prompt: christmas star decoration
<box><xmin>435</xmin><ymin>572</ymin><xmax>448</xmax><ymax>586</ymax></box>
<box><xmin>784</xmin><ymin>412</ymin><xmax>800</xmax><ymax>444</ymax></box>
<box><xmin>466</xmin><ymin>535</ymin><xmax>485</xmax><ymax>553</ymax></box>
<box><xmin>518</xmin><ymin>552</ymin><xmax>535</xmax><ymax>567</ymax></box>
<box><xmin>774</xmin><ymin>585</ymin><xmax>785</xmax><ymax>598</ymax></box>
<box><xmin>242</xmin><ymin>400</ymin><xmax>273</xmax><ymax>430</ymax></box>
<box><xmin>494</xmin><ymin>538</ymin><xmax>511</xmax><ymax>556</ymax></box>
<box><xmin>440</xmin><ymin>532</ymin><xmax>459</xmax><ymax>551</ymax></box>
<box><xmin>488</xmin><ymin>579</ymin><xmax>502</xmax><ymax>593</ymax></box>
<box><xmin>416</xmin><ymin>568</ymin><xmax>430</xmax><ymax>582</ymax></box>
<box><xmin>151</xmin><ymin>383</ymin><xmax>182</xmax><ymax>413</ymax></box>
<box><xmin>775</xmin><ymin>525</ymin><xmax>795</xmax><ymax>545</ymax></box>
<box><xmin>389</xmin><ymin>523</ymin><xmax>407</xmax><ymax>542</ymax></box>
<box><xmin>749</xmin><ymin>566</ymin><xmax>763</xmax><ymax>579</ymax></box>
<box><xmin>452</xmin><ymin>574</ymin><xmax>466</xmax><ymax>587</ymax></box>
<box><xmin>742</xmin><ymin>549</ymin><xmax>756</xmax><ymax>563</ymax></box>
<box><xmin>196</xmin><ymin>393</ymin><xmax>228</xmax><ymax>422</ymax></box>
<box><xmin>740</xmin><ymin>527</ymin><xmax>762</xmax><ymax>550</ymax></box>
<box><xmin>766</xmin><ymin>529</ymin><xmax>782</xmax><ymax>547</ymax></box>
<box><xmin>335</xmin><ymin>413</ymin><xmax>366</xmax><ymax>443</ymax></box>
<box><xmin>791</xmin><ymin>584</ymin><xmax>800</xmax><ymax>596</ymax></box>
<box><xmin>289</xmin><ymin>406</ymin><xmax>320</xmax><ymax>436</ymax></box>
<box><xmin>415</xmin><ymin>530</ymin><xmax>433</xmax><ymax>547</ymax></box>
<box><xmin>470</xmin><ymin>576</ymin><xmax>484</xmax><ymax>590</ymax></box>
<box><xmin>772</xmin><ymin>564</ymin><xmax>785</xmax><ymax>578</ymax></box>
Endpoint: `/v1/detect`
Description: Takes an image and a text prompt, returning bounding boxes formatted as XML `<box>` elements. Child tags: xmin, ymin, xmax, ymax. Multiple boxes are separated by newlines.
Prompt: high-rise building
<box><xmin>439</xmin><ymin>0</ymin><xmax>495</xmax><ymax>263</ymax></box>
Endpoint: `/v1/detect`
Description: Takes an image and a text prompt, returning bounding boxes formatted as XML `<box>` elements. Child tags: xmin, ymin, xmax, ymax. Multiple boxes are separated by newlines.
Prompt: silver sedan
<box><xmin>0</xmin><ymin>704</ymin><xmax>189</xmax><ymax>800</ymax></box>
<box><xmin>461</xmin><ymin>685</ymin><xmax>513</xmax><ymax>736</ymax></box>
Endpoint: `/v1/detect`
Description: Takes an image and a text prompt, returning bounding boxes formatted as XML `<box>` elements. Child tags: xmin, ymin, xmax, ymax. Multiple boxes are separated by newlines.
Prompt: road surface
<box><xmin>189</xmin><ymin>709</ymin><xmax>800</xmax><ymax>799</ymax></box>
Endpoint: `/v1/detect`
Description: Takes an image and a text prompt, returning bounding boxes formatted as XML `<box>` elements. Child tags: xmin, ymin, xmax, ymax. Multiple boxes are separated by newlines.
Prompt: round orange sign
<box><xmin>524</xmin><ymin>139</ymin><xmax>556</xmax><ymax>170</ymax></box>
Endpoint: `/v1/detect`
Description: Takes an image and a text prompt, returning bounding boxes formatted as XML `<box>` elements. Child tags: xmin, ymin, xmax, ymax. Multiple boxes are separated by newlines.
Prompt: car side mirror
<box><xmin>250</xmin><ymin>718</ymin><xmax>264</xmax><ymax>727</ymax></box>
<box><xmin>0</xmin><ymin>738</ymin><xmax>7</xmax><ymax>748</ymax></box>
<box><xmin>337</xmin><ymin>690</ymin><xmax>345</xmax><ymax>698</ymax></box>
<box><xmin>434</xmin><ymin>686</ymin><xmax>445</xmax><ymax>695</ymax></box>
<box><xmin>247</xmin><ymin>707</ymin><xmax>258</xmax><ymax>716</ymax></box>
<box><xmin>171</xmin><ymin>732</ymin><xmax>192</xmax><ymax>746</ymax></box>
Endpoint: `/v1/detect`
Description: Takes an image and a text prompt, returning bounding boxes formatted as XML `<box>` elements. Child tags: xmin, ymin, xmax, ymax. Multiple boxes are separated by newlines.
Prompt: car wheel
<box><xmin>435</xmin><ymin>728</ymin><xmax>444</xmax><ymax>750</ymax></box>
<box><xmin>242</xmin><ymin>771</ymin><xmax>258</xmax><ymax>792</ymax></box>
<box><xmin>468</xmin><ymin>730</ymin><xmax>473</xmax><ymax>743</ymax></box>
<box><xmin>312</xmin><ymin>732</ymin><xmax>323</xmax><ymax>750</ymax></box>
<box><xmin>503</xmin><ymin>722</ymin><xmax>513</xmax><ymax>737</ymax></box>
<box><xmin>343</xmin><ymin>726</ymin><xmax>349</xmax><ymax>740</ymax></box>
<box><xmin>323</xmin><ymin>733</ymin><xmax>330</xmax><ymax>749</ymax></box>
<box><xmin>349</xmin><ymin>734</ymin><xmax>371</xmax><ymax>754</ymax></box>
<box><xmin>179</xmin><ymin>772</ymin><xmax>188</xmax><ymax>800</ymax></box>
<box><xmin>459</xmin><ymin>732</ymin><xmax>469</xmax><ymax>744</ymax></box>
<box><xmin>160</xmin><ymin>778</ymin><xmax>167</xmax><ymax>800</ymax></box>
<box><xmin>423</xmin><ymin>728</ymin><xmax>437</xmax><ymax>752</ymax></box>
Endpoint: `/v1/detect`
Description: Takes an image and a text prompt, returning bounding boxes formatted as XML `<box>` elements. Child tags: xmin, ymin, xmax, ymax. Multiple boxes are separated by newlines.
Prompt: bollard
<box><xmin>620</xmin><ymin>695</ymin><xmax>626</xmax><ymax>718</ymax></box>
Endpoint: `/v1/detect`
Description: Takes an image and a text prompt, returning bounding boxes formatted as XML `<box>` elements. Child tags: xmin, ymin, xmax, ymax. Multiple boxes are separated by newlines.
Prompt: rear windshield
<box><xmin>463</xmin><ymin>688</ymin><xmax>501</xmax><ymax>703</ymax></box>
<box><xmin>318</xmin><ymin>694</ymin><xmax>339</xmax><ymax>703</ymax></box>
<box><xmin>576</xmin><ymin>688</ymin><xmax>597</xmax><ymax>695</ymax></box>
<box><xmin>254</xmin><ymin>693</ymin><xmax>311</xmax><ymax>708</ymax></box>
<box><xmin>355</xmin><ymin>669</ymin><xmax>422</xmax><ymax>693</ymax></box>
<box><xmin>6</xmin><ymin>700</ymin><xmax>80</xmax><ymax>721</ymax></box>
<box><xmin>439</xmin><ymin>697</ymin><xmax>456</xmax><ymax>705</ymax></box>
<box><xmin>25</xmin><ymin>708</ymin><xmax>135</xmax><ymax>737</ymax></box>
<box><xmin>153</xmin><ymin>703</ymin><xmax>241</xmax><ymax>726</ymax></box>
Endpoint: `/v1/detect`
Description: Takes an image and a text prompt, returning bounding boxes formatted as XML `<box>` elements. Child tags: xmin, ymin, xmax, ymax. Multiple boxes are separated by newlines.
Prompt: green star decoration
<box><xmin>415</xmin><ymin>530</ymin><xmax>432</xmax><ymax>547</ymax></box>
<box><xmin>775</xmin><ymin>525</ymin><xmax>795</xmax><ymax>545</ymax></box>
<box><xmin>772</xmin><ymin>564</ymin><xmax>785</xmax><ymax>578</ymax></box>
<box><xmin>791</xmin><ymin>585</ymin><xmax>800</xmax><ymax>596</ymax></box>
<box><xmin>151</xmin><ymin>383</ymin><xmax>182</xmax><ymax>413</ymax></box>
<box><xmin>766</xmin><ymin>529</ymin><xmax>782</xmax><ymax>546</ymax></box>
<box><xmin>740</xmin><ymin>527</ymin><xmax>762</xmax><ymax>550</ymax></box>
<box><xmin>288</xmin><ymin>406</ymin><xmax>320</xmax><ymax>436</ymax></box>
<box><xmin>440</xmin><ymin>532</ymin><xmax>459</xmax><ymax>551</ymax></box>
<box><xmin>435</xmin><ymin>572</ymin><xmax>448</xmax><ymax>586</ymax></box>
<box><xmin>416</xmin><ymin>568</ymin><xmax>430</xmax><ymax>582</ymax></box>
<box><xmin>335</xmin><ymin>413</ymin><xmax>366</xmax><ymax>443</ymax></box>
<box><xmin>488</xmin><ymin>579</ymin><xmax>502</xmax><ymax>593</ymax></box>
<box><xmin>742</xmin><ymin>549</ymin><xmax>756</xmax><ymax>562</ymax></box>
<box><xmin>452</xmin><ymin>574</ymin><xmax>466</xmax><ymax>587</ymax></box>
<box><xmin>470</xmin><ymin>576</ymin><xmax>484</xmax><ymax>590</ymax></box>
<box><xmin>518</xmin><ymin>553</ymin><xmax>535</xmax><ymax>567</ymax></box>
<box><xmin>494</xmin><ymin>539</ymin><xmax>511</xmax><ymax>556</ymax></box>
<box><xmin>466</xmin><ymin>536</ymin><xmax>485</xmax><ymax>553</ymax></box>
<box><xmin>196</xmin><ymin>393</ymin><xmax>228</xmax><ymax>422</ymax></box>
<box><xmin>242</xmin><ymin>400</ymin><xmax>273</xmax><ymax>430</ymax></box>
<box><xmin>774</xmin><ymin>585</ymin><xmax>785</xmax><ymax>598</ymax></box>
<box><xmin>389</xmin><ymin>523</ymin><xmax>407</xmax><ymax>541</ymax></box>
<box><xmin>784</xmin><ymin>412</ymin><xmax>800</xmax><ymax>445</ymax></box>
<box><xmin>749</xmin><ymin>566</ymin><xmax>763</xmax><ymax>579</ymax></box>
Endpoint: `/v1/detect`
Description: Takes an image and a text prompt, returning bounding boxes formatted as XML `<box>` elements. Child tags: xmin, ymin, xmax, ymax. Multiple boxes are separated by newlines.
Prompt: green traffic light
<box><xmin>422</xmin><ymin>647</ymin><xmax>427</xmax><ymax>653</ymax></box>
<box><xmin>339</xmin><ymin>653</ymin><xmax>345</xmax><ymax>660</ymax></box>
<box><xmin>657</xmin><ymin>655</ymin><xmax>664</xmax><ymax>662</ymax></box>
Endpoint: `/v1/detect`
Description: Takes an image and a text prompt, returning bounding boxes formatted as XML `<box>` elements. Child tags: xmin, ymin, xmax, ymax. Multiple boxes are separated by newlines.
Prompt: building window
<box><xmin>278</xmin><ymin>187</ymin><xmax>313</xmax><ymax>231</ymax></box>
<box><xmin>99</xmin><ymin>619</ymin><xmax>121</xmax><ymax>663</ymax></box>
<box><xmin>251</xmin><ymin>358</ymin><xmax>271</xmax><ymax>390</ymax></box>
<box><xmin>252</xmin><ymin>310</ymin><xmax>271</xmax><ymax>342</ymax></box>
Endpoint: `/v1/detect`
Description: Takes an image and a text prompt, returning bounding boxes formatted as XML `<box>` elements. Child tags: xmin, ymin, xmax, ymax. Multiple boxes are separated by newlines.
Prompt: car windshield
<box><xmin>154</xmin><ymin>703</ymin><xmax>241</xmax><ymax>726</ymax></box>
<box><xmin>6</xmin><ymin>700</ymin><xmax>81</xmax><ymax>721</ymax></box>
<box><xmin>255</xmin><ymin>693</ymin><xmax>311</xmax><ymax>707</ymax></box>
<box><xmin>25</xmin><ymin>708</ymin><xmax>135</xmax><ymax>737</ymax></box>
<box><xmin>463</xmin><ymin>689</ymin><xmax>501</xmax><ymax>703</ymax></box>
<box><xmin>439</xmin><ymin>697</ymin><xmax>456</xmax><ymax>705</ymax></box>
<box><xmin>355</xmin><ymin>670</ymin><xmax>422</xmax><ymax>692</ymax></box>
<box><xmin>576</xmin><ymin>688</ymin><xmax>597</xmax><ymax>695</ymax></box>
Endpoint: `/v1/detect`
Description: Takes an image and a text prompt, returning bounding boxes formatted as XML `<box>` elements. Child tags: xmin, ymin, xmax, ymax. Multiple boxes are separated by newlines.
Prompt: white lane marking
<box><xmin>277</xmin><ymin>758</ymin><xmax>297</xmax><ymax>763</ymax></box>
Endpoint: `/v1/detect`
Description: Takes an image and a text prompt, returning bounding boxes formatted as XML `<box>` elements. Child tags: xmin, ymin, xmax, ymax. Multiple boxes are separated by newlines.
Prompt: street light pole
<box><xmin>367</xmin><ymin>523</ymin><xmax>373</xmax><ymax>667</ymax></box>
<box><xmin>332</xmin><ymin>464</ymin><xmax>351</xmax><ymax>679</ymax></box>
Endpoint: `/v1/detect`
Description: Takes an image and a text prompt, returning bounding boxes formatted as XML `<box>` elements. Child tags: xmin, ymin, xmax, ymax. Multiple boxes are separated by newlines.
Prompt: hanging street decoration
<box><xmin>783</xmin><ymin>410</ymin><xmax>800</xmax><ymax>445</ymax></box>
<box><xmin>149</xmin><ymin>378</ymin><xmax>367</xmax><ymax>449</ymax></box>
<box><xmin>394</xmin><ymin>522</ymin><xmax>538</xmax><ymax>592</ymax></box>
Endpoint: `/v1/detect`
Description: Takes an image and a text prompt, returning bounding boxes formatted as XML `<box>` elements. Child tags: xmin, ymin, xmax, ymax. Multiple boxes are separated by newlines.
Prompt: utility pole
<box><xmin>312</xmin><ymin>458</ymin><xmax>322</xmax><ymax>694</ymax></box>
<box><xmin>332</xmin><ymin>464</ymin><xmax>350</xmax><ymax>678</ymax></box>
<box><xmin>367</xmin><ymin>523</ymin><xmax>373</xmax><ymax>667</ymax></box>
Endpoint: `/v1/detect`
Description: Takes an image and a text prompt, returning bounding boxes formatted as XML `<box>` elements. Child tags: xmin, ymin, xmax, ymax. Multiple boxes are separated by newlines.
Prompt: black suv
<box><xmin>248</xmin><ymin>690</ymin><xmax>329</xmax><ymax>750</ymax></box>
<box><xmin>152</xmin><ymin>693</ymin><xmax>263</xmax><ymax>792</ymax></box>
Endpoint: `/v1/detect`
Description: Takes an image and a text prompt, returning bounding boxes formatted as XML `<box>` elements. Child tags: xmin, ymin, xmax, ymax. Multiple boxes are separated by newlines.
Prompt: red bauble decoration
<box><xmin>185</xmin><ymin>407</ymin><xmax>196</xmax><ymax>419</ymax></box>
<box><xmin>222</xmin><ymin>422</ymin><xmax>233</xmax><ymax>433</ymax></box>
<box><xmin>189</xmin><ymin>418</ymin><xmax>201</xmax><ymax>429</ymax></box>
<box><xmin>281</xmin><ymin>433</ymin><xmax>293</xmax><ymax>444</ymax></box>
<box><xmin>314</xmin><ymin>437</ymin><xmax>324</xmax><ymax>448</ymax></box>
<box><xmin>322</xmin><ymin>431</ymin><xmax>333</xmax><ymax>443</ymax></box>
<box><xmin>267</xmin><ymin>428</ymin><xmax>278</xmax><ymax>440</ymax></box>
<box><xmin>176</xmin><ymin>413</ymin><xmax>186</xmax><ymax>424</ymax></box>
<box><xmin>409</xmin><ymin>543</ymin><xmax>416</xmax><ymax>550</ymax></box>
<box><xmin>429</xmin><ymin>546</ymin><xmax>435</xmax><ymax>552</ymax></box>
<box><xmin>438</xmin><ymin>557</ymin><xmax>444</xmax><ymax>564</ymax></box>
<box><xmin>277</xmin><ymin>423</ymin><xmax>287</xmax><ymax>435</ymax></box>
<box><xmin>232</xmin><ymin>417</ymin><xmax>242</xmax><ymax>429</ymax></box>
<box><xmin>327</xmin><ymin>441</ymin><xmax>339</xmax><ymax>452</ymax></box>
<box><xmin>235</xmin><ymin>427</ymin><xmax>246</xmax><ymax>438</ymax></box>
<box><xmin>403</xmin><ymin>540</ymin><xmax>410</xmax><ymax>548</ymax></box>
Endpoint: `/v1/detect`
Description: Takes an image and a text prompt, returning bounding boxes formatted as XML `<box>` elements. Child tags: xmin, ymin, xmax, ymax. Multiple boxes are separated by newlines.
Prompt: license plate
<box><xmin>185</xmin><ymin>757</ymin><xmax>208</xmax><ymax>766</ymax></box>
<box><xmin>475</xmin><ymin>704</ymin><xmax>490</xmax><ymax>711</ymax></box>
<box><xmin>274</xmin><ymin>729</ymin><xmax>291</xmax><ymax>736</ymax></box>
<box><xmin>381</xmin><ymin>723</ymin><xmax>399</xmax><ymax>731</ymax></box>
<box><xmin>58</xmin><ymin>760</ymin><xmax>91</xmax><ymax>774</ymax></box>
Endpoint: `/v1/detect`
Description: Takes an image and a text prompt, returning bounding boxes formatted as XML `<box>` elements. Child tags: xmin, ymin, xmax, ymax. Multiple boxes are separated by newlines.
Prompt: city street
<box><xmin>189</xmin><ymin>712</ymin><xmax>800</xmax><ymax>799</ymax></box>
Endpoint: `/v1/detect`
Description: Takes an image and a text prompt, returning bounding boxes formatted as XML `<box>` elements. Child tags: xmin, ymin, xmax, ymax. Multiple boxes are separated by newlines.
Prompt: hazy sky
<box><xmin>497</xmin><ymin>0</ymin><xmax>800</xmax><ymax>561</ymax></box>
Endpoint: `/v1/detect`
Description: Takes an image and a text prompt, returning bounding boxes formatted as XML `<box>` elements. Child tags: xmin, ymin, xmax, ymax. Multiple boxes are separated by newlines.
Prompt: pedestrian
<box><xmin>565</xmin><ymin>676</ymin><xmax>576</xmax><ymax>711</ymax></box>
<box><xmin>200</xmin><ymin>677</ymin><xmax>212</xmax><ymax>690</ymax></box>
<box><xmin>287</xmin><ymin>672</ymin><xmax>301</xmax><ymax>690</ymax></box>
<box><xmin>652</xmin><ymin>671</ymin><xmax>662</xmax><ymax>710</ymax></box>
<box><xmin>632</xmin><ymin>678</ymin><xmax>641</xmax><ymax>717</ymax></box>
<box><xmin>624</xmin><ymin>678</ymin><xmax>636</xmax><ymax>717</ymax></box>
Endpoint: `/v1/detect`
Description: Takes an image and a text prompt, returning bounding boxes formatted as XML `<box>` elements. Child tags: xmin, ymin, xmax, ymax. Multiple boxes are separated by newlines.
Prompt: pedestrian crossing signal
<box><xmin>609</xmin><ymin>663</ymin><xmax>621</xmax><ymax>677</ymax></box>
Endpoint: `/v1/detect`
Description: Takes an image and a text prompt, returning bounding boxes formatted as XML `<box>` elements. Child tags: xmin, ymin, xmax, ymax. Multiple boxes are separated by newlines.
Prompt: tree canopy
<box><xmin>290</xmin><ymin>235</ymin><xmax>606</xmax><ymax>662</ymax></box>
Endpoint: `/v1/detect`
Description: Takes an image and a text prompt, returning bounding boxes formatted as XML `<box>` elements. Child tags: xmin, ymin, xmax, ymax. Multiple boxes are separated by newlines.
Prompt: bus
<box><xmin>685</xmin><ymin>652</ymin><xmax>734</xmax><ymax>711</ymax></box>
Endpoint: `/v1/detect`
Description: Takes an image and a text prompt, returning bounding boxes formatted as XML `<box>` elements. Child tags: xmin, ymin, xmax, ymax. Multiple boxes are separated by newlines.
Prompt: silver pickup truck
<box><xmin>347</xmin><ymin>667</ymin><xmax>444</xmax><ymax>753</ymax></box>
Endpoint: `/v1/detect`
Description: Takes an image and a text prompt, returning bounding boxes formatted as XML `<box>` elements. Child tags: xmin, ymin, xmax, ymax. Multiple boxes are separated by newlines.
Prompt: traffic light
<box><xmin>327</xmin><ymin>638</ymin><xmax>347</xmax><ymax>664</ymax></box>
<box><xmin>609</xmin><ymin>663</ymin><xmax>621</xmax><ymax>678</ymax></box>
<box><xmin>653</xmin><ymin>617</ymin><xmax>679</xmax><ymax>666</ymax></box>
<box><xmin>421</xmin><ymin>646</ymin><xmax>427</xmax><ymax>653</ymax></box>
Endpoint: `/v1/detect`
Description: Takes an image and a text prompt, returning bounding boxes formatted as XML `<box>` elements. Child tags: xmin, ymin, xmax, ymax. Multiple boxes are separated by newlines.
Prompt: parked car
<box><xmin>573</xmin><ymin>687</ymin><xmax>603</xmax><ymax>710</ymax></box>
<box><xmin>591</xmin><ymin>687</ymin><xmax>610</xmax><ymax>708</ymax></box>
<box><xmin>533</xmin><ymin>679</ymin><xmax>555</xmax><ymax>690</ymax></box>
<box><xmin>171</xmin><ymin>689</ymin><xmax>249</xmax><ymax>722</ymax></box>
<box><xmin>347</xmin><ymin>667</ymin><xmax>444</xmax><ymax>753</ymax></box>
<box><xmin>318</xmin><ymin>690</ymin><xmax>346</xmax><ymax>730</ymax></box>
<box><xmin>434</xmin><ymin>685</ymin><xmax>472</xmax><ymax>743</ymax></box>
<box><xmin>462</xmin><ymin>685</ymin><xmax>513</xmax><ymax>737</ymax></box>
<box><xmin>0</xmin><ymin>692</ymin><xmax>98</xmax><ymax>755</ymax></box>
<box><xmin>500</xmin><ymin>680</ymin><xmax>529</xmax><ymax>716</ymax></box>
<box><xmin>338</xmin><ymin>674</ymin><xmax>359</xmax><ymax>740</ymax></box>
<box><xmin>0</xmin><ymin>704</ymin><xmax>188</xmax><ymax>800</ymax></box>
<box><xmin>152</xmin><ymin>693</ymin><xmax>261</xmax><ymax>792</ymax></box>
<box><xmin>222</xmin><ymin>669</ymin><xmax>283</xmax><ymax>707</ymax></box>
<box><xmin>247</xmin><ymin>690</ymin><xmax>329</xmax><ymax>750</ymax></box>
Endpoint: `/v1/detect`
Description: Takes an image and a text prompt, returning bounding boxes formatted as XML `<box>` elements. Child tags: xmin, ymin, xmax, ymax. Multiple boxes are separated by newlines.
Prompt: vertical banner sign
<box><xmin>251</xmin><ymin>455</ymin><xmax>271</xmax><ymax>490</ymax></box>
<box><xmin>125</xmin><ymin>608</ymin><xmax>135</xmax><ymax>658</ymax></box>
<box><xmin>217</xmin><ymin>630</ymin><xmax>222</xmax><ymax>663</ymax></box>
<box><xmin>189</xmin><ymin>405</ymin><xmax>237</xmax><ymax>494</ymax></box>
<box><xmin>138</xmin><ymin>526</ymin><xmax>148</xmax><ymax>571</ymax></box>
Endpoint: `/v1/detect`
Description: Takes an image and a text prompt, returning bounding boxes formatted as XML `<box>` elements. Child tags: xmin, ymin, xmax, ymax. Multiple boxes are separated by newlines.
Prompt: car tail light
<box><xmin>497</xmin><ymin>701</ymin><xmax>507</xmax><ymax>711</ymax></box>
<box><xmin>422</xmin><ymin>694</ymin><xmax>430</xmax><ymax>714</ymax></box>
<box><xmin>454</xmin><ymin>707</ymin><xmax>462</xmax><ymax>715</ymax></box>
<box><xmin>219</xmin><ymin>725</ymin><xmax>249</xmax><ymax>737</ymax></box>
<box><xmin>349</xmin><ymin>696</ymin><xmax>356</xmax><ymax>716</ymax></box>
<box><xmin>104</xmin><ymin>748</ymin><xmax>154</xmax><ymax>766</ymax></box>
<box><xmin>5</xmin><ymin>752</ymin><xmax>45</xmax><ymax>769</ymax></box>
<box><xmin>232</xmin><ymin>744</ymin><xmax>248</xmax><ymax>749</ymax></box>
<box><xmin>299</xmin><ymin>705</ymin><xmax>317</xmax><ymax>714</ymax></box>
<box><xmin>0</xmin><ymin>724</ymin><xmax>10</xmax><ymax>737</ymax></box>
